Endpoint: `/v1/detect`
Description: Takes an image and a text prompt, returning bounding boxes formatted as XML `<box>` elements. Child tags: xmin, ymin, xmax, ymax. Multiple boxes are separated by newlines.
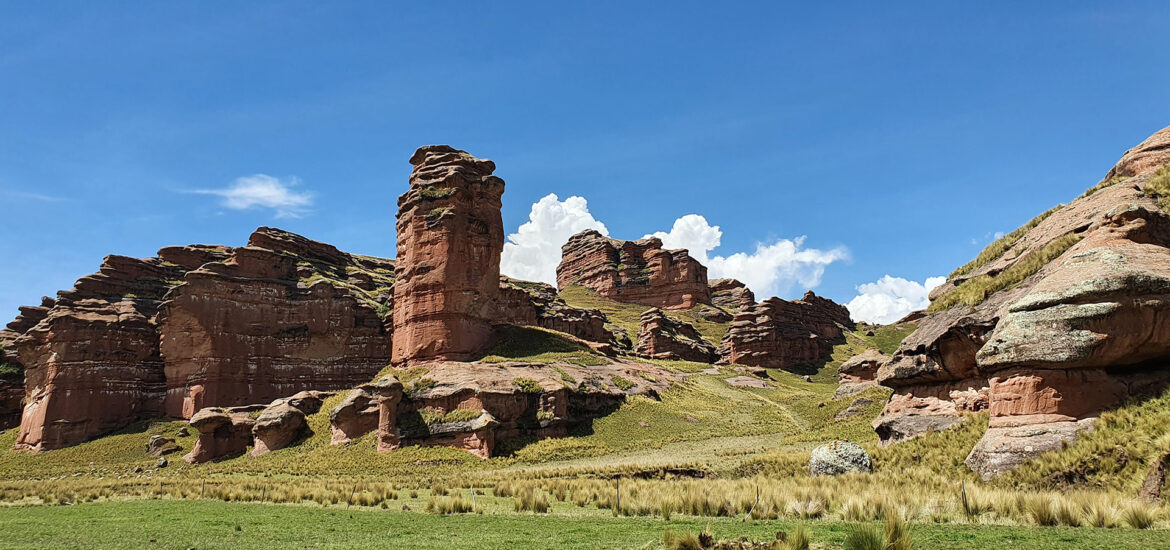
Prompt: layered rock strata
<box><xmin>873</xmin><ymin>125</ymin><xmax>1170</xmax><ymax>478</ymax></box>
<box><xmin>720</xmin><ymin>292</ymin><xmax>853</xmax><ymax>370</ymax></box>
<box><xmin>634</xmin><ymin>308</ymin><xmax>718</xmax><ymax>362</ymax></box>
<box><xmin>556</xmin><ymin>230</ymin><xmax>711</xmax><ymax>310</ymax></box>
<box><xmin>1</xmin><ymin>298</ymin><xmax>54</xmax><ymax>429</ymax></box>
<box><xmin>160</xmin><ymin>228</ymin><xmax>392</xmax><ymax>418</ymax></box>
<box><xmin>14</xmin><ymin>249</ymin><xmax>228</xmax><ymax>452</ymax></box>
<box><xmin>393</xmin><ymin>146</ymin><xmax>506</xmax><ymax>364</ymax></box>
<box><xmin>497</xmin><ymin>278</ymin><xmax>615</xmax><ymax>349</ymax></box>
<box><xmin>709</xmin><ymin>278</ymin><xmax>755</xmax><ymax>312</ymax></box>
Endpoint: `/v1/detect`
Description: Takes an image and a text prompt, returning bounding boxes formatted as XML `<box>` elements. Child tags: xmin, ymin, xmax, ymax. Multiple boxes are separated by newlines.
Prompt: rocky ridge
<box><xmin>872</xmin><ymin>125</ymin><xmax>1170</xmax><ymax>478</ymax></box>
<box><xmin>556</xmin><ymin>230</ymin><xmax>711</xmax><ymax>310</ymax></box>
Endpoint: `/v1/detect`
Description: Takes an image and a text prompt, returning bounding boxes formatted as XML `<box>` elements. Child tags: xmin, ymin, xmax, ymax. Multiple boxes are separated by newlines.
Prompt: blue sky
<box><xmin>2</xmin><ymin>2</ymin><xmax>1169</xmax><ymax>323</ymax></box>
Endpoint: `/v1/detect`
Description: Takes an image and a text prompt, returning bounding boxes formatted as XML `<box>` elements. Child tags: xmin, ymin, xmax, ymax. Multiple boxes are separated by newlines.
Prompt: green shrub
<box><xmin>610</xmin><ymin>375</ymin><xmax>635</xmax><ymax>391</ymax></box>
<box><xmin>419</xmin><ymin>185</ymin><xmax>453</xmax><ymax>200</ymax></box>
<box><xmin>514</xmin><ymin>377</ymin><xmax>542</xmax><ymax>394</ymax></box>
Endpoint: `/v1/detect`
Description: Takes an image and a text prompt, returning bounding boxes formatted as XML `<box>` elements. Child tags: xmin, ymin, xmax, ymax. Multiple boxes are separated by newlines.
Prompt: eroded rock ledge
<box><xmin>556</xmin><ymin>230</ymin><xmax>711</xmax><ymax>310</ymax></box>
<box><xmin>720</xmin><ymin>292</ymin><xmax>853</xmax><ymax>371</ymax></box>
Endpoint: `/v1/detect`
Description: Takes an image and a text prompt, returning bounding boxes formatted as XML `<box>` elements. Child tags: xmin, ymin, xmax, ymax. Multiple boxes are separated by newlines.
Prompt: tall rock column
<box><xmin>392</xmin><ymin>146</ymin><xmax>505</xmax><ymax>364</ymax></box>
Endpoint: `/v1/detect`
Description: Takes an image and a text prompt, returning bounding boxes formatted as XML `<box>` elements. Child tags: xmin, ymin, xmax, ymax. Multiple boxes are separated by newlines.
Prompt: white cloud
<box><xmin>500</xmin><ymin>193</ymin><xmax>609</xmax><ymax>285</ymax></box>
<box><xmin>645</xmin><ymin>214</ymin><xmax>848</xmax><ymax>299</ymax></box>
<box><xmin>845</xmin><ymin>275</ymin><xmax>945</xmax><ymax>325</ymax></box>
<box><xmin>195</xmin><ymin>174</ymin><xmax>312</xmax><ymax>218</ymax></box>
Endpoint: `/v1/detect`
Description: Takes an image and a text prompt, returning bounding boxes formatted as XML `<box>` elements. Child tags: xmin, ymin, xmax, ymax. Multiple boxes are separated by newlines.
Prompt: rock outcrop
<box><xmin>329</xmin><ymin>384</ymin><xmax>384</xmax><ymax>445</ymax></box>
<box><xmin>720</xmin><ymin>292</ymin><xmax>853</xmax><ymax>370</ymax></box>
<box><xmin>497</xmin><ymin>278</ymin><xmax>616</xmax><ymax>349</ymax></box>
<box><xmin>13</xmin><ymin>250</ymin><xmax>228</xmax><ymax>452</ymax></box>
<box><xmin>874</xmin><ymin>125</ymin><xmax>1170</xmax><ymax>478</ymax></box>
<box><xmin>160</xmin><ymin>228</ymin><xmax>392</xmax><ymax>418</ymax></box>
<box><xmin>184</xmin><ymin>405</ymin><xmax>263</xmax><ymax>464</ymax></box>
<box><xmin>556</xmin><ymin>230</ymin><xmax>711</xmax><ymax>310</ymax></box>
<box><xmin>0</xmin><ymin>298</ymin><xmax>52</xmax><ymax>429</ymax></box>
<box><xmin>709</xmin><ymin>278</ymin><xmax>755</xmax><ymax>312</ymax></box>
<box><xmin>250</xmin><ymin>390</ymin><xmax>331</xmax><ymax>457</ymax></box>
<box><xmin>634</xmin><ymin>308</ymin><xmax>718</xmax><ymax>362</ymax></box>
<box><xmin>836</xmin><ymin>348</ymin><xmax>886</xmax><ymax>398</ymax></box>
<box><xmin>808</xmin><ymin>440</ymin><xmax>872</xmax><ymax>476</ymax></box>
<box><xmin>392</xmin><ymin>146</ymin><xmax>506</xmax><ymax>365</ymax></box>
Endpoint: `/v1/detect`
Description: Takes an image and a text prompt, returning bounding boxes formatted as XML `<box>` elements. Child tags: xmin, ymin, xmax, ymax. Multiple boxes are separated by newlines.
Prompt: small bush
<box><xmin>514</xmin><ymin>377</ymin><xmax>543</xmax><ymax>394</ymax></box>
<box><xmin>662</xmin><ymin>530</ymin><xmax>702</xmax><ymax>550</ymax></box>
<box><xmin>1121</xmin><ymin>503</ymin><xmax>1156</xmax><ymax>529</ymax></box>
<box><xmin>513</xmin><ymin>486</ymin><xmax>549</xmax><ymax>513</ymax></box>
<box><xmin>1028</xmin><ymin>496</ymin><xmax>1058</xmax><ymax>526</ymax></box>
<box><xmin>843</xmin><ymin>523</ymin><xmax>884</xmax><ymax>550</ymax></box>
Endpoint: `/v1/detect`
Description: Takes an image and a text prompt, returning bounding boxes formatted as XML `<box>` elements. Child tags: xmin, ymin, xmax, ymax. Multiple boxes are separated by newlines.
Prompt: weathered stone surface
<box><xmin>0</xmin><ymin>297</ymin><xmax>47</xmax><ymax>429</ymax></box>
<box><xmin>876</xmin><ymin>126</ymin><xmax>1170</xmax><ymax>475</ymax></box>
<box><xmin>835</xmin><ymin>397</ymin><xmax>875</xmax><ymax>419</ymax></box>
<box><xmin>836</xmin><ymin>348</ymin><xmax>886</xmax><ymax>398</ymax></box>
<box><xmin>376</xmin><ymin>377</ymin><xmax>405</xmax><ymax>453</ymax></box>
<box><xmin>872</xmin><ymin>378</ymin><xmax>988</xmax><ymax>445</ymax></box>
<box><xmin>720</xmin><ymin>292</ymin><xmax>853</xmax><ymax>370</ymax></box>
<box><xmin>809</xmin><ymin>440</ymin><xmax>871</xmax><ymax>476</ymax></box>
<box><xmin>497</xmin><ymin>278</ymin><xmax>616</xmax><ymax>347</ymax></box>
<box><xmin>329</xmin><ymin>384</ymin><xmax>383</xmax><ymax>445</ymax></box>
<box><xmin>160</xmin><ymin>228</ymin><xmax>391</xmax><ymax>418</ymax></box>
<box><xmin>393</xmin><ymin>146</ymin><xmax>505</xmax><ymax>365</ymax></box>
<box><xmin>14</xmin><ymin>251</ymin><xmax>223</xmax><ymax>452</ymax></box>
<box><xmin>709</xmin><ymin>278</ymin><xmax>755</xmax><ymax>312</ymax></box>
<box><xmin>184</xmin><ymin>405</ymin><xmax>262</xmax><ymax>464</ymax></box>
<box><xmin>965</xmin><ymin>419</ymin><xmax>1097</xmax><ymax>481</ymax></box>
<box><xmin>146</xmin><ymin>435</ymin><xmax>180</xmax><ymax>456</ymax></box>
<box><xmin>250</xmin><ymin>390</ymin><xmax>331</xmax><ymax>457</ymax></box>
<box><xmin>556</xmin><ymin>230</ymin><xmax>711</xmax><ymax>310</ymax></box>
<box><xmin>634</xmin><ymin>308</ymin><xmax>717</xmax><ymax>363</ymax></box>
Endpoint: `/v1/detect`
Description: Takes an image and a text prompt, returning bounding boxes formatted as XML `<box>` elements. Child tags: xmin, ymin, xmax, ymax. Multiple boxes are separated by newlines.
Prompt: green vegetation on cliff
<box><xmin>929</xmin><ymin>232</ymin><xmax>1082</xmax><ymax>312</ymax></box>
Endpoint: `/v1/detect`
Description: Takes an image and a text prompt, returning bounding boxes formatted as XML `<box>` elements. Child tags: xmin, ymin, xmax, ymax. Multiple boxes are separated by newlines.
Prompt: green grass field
<box><xmin>1</xmin><ymin>499</ymin><xmax>1166</xmax><ymax>550</ymax></box>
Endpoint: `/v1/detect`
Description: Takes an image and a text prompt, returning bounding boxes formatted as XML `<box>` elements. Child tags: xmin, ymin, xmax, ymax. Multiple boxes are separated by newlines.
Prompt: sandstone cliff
<box><xmin>160</xmin><ymin>227</ymin><xmax>392</xmax><ymax>418</ymax></box>
<box><xmin>634</xmin><ymin>308</ymin><xmax>718</xmax><ymax>363</ymax></box>
<box><xmin>0</xmin><ymin>297</ymin><xmax>53</xmax><ymax>429</ymax></box>
<box><xmin>556</xmin><ymin>230</ymin><xmax>711</xmax><ymax>310</ymax></box>
<box><xmin>873</xmin><ymin>125</ymin><xmax>1170</xmax><ymax>478</ymax></box>
<box><xmin>720</xmin><ymin>291</ymin><xmax>853</xmax><ymax>370</ymax></box>
<box><xmin>393</xmin><ymin>146</ymin><xmax>506</xmax><ymax>364</ymax></box>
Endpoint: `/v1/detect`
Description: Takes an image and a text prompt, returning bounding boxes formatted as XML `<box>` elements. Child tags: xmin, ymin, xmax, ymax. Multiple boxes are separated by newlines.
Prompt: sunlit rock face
<box><xmin>556</xmin><ymin>230</ymin><xmax>711</xmax><ymax>311</ymax></box>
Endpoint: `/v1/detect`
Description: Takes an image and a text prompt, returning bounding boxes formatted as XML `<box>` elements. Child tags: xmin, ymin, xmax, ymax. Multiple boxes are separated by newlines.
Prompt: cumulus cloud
<box><xmin>500</xmin><ymin>193</ymin><xmax>609</xmax><ymax>284</ymax></box>
<box><xmin>845</xmin><ymin>275</ymin><xmax>945</xmax><ymax>325</ymax></box>
<box><xmin>645</xmin><ymin>214</ymin><xmax>848</xmax><ymax>299</ymax></box>
<box><xmin>195</xmin><ymin>174</ymin><xmax>312</xmax><ymax>218</ymax></box>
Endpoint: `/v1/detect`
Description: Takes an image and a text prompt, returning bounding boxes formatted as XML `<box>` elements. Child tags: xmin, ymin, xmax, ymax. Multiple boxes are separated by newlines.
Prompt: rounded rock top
<box><xmin>808</xmin><ymin>440</ymin><xmax>872</xmax><ymax>477</ymax></box>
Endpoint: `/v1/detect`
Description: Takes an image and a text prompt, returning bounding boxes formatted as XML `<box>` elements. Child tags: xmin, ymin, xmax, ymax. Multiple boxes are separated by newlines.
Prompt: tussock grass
<box><xmin>1142</xmin><ymin>164</ymin><xmax>1170</xmax><ymax>212</ymax></box>
<box><xmin>930</xmin><ymin>232</ymin><xmax>1082</xmax><ymax>311</ymax></box>
<box><xmin>947</xmin><ymin>205</ymin><xmax>1062</xmax><ymax>280</ymax></box>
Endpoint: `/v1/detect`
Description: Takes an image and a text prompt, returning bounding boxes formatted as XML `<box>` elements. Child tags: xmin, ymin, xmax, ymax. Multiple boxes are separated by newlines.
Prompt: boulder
<box><xmin>556</xmin><ymin>230</ymin><xmax>711</xmax><ymax>310</ymax></box>
<box><xmin>720</xmin><ymin>292</ymin><xmax>853</xmax><ymax>370</ymax></box>
<box><xmin>329</xmin><ymin>385</ymin><xmax>383</xmax><ymax>445</ymax></box>
<box><xmin>145</xmin><ymin>435</ymin><xmax>180</xmax><ymax>457</ymax></box>
<box><xmin>808</xmin><ymin>440</ymin><xmax>872</xmax><ymax>476</ymax></box>
<box><xmin>836</xmin><ymin>349</ymin><xmax>886</xmax><ymax>398</ymax></box>
<box><xmin>634</xmin><ymin>308</ymin><xmax>717</xmax><ymax>363</ymax></box>
<box><xmin>250</xmin><ymin>390</ymin><xmax>332</xmax><ymax>456</ymax></box>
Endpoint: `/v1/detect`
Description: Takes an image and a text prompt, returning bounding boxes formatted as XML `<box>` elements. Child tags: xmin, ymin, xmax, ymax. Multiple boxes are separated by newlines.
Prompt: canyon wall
<box><xmin>556</xmin><ymin>230</ymin><xmax>711</xmax><ymax>310</ymax></box>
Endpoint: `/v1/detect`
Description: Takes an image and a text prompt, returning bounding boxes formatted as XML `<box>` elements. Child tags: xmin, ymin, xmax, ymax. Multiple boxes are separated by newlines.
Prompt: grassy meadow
<box><xmin>1</xmin><ymin>295</ymin><xmax>1168</xmax><ymax>548</ymax></box>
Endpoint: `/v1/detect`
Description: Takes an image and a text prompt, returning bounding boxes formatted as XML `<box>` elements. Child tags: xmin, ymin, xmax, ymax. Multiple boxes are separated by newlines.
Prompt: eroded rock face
<box><xmin>393</xmin><ymin>146</ymin><xmax>505</xmax><ymax>365</ymax></box>
<box><xmin>250</xmin><ymin>390</ymin><xmax>331</xmax><ymax>457</ymax></box>
<box><xmin>497</xmin><ymin>278</ymin><xmax>615</xmax><ymax>347</ymax></box>
<box><xmin>836</xmin><ymin>348</ymin><xmax>886</xmax><ymax>398</ymax></box>
<box><xmin>809</xmin><ymin>440</ymin><xmax>871</xmax><ymax>476</ymax></box>
<box><xmin>378</xmin><ymin>361</ymin><xmax>675</xmax><ymax>458</ymax></box>
<box><xmin>634</xmin><ymin>308</ymin><xmax>717</xmax><ymax>362</ymax></box>
<box><xmin>184</xmin><ymin>405</ymin><xmax>262</xmax><ymax>464</ymax></box>
<box><xmin>720</xmin><ymin>292</ymin><xmax>853</xmax><ymax>370</ymax></box>
<box><xmin>874</xmin><ymin>125</ymin><xmax>1170</xmax><ymax>477</ymax></box>
<box><xmin>709</xmin><ymin>278</ymin><xmax>755</xmax><ymax>312</ymax></box>
<box><xmin>329</xmin><ymin>384</ymin><xmax>383</xmax><ymax>445</ymax></box>
<box><xmin>556</xmin><ymin>230</ymin><xmax>711</xmax><ymax>310</ymax></box>
<box><xmin>160</xmin><ymin>228</ymin><xmax>392</xmax><ymax>418</ymax></box>
<box><xmin>0</xmin><ymin>298</ymin><xmax>52</xmax><ymax>430</ymax></box>
<box><xmin>14</xmin><ymin>251</ymin><xmax>228</xmax><ymax>452</ymax></box>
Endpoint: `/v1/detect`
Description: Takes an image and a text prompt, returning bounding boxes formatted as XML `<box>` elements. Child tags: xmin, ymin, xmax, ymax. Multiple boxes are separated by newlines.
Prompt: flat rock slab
<box><xmin>724</xmin><ymin>376</ymin><xmax>769</xmax><ymax>388</ymax></box>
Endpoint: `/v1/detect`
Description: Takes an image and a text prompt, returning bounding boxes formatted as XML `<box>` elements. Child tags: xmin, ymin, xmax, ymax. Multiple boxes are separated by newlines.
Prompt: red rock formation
<box><xmin>497</xmin><ymin>278</ymin><xmax>615</xmax><ymax>346</ymax></box>
<box><xmin>250</xmin><ymin>390</ymin><xmax>331</xmax><ymax>457</ymax></box>
<box><xmin>159</xmin><ymin>228</ymin><xmax>392</xmax><ymax>418</ymax></box>
<box><xmin>720</xmin><ymin>291</ymin><xmax>853</xmax><ymax>370</ymax></box>
<box><xmin>634</xmin><ymin>308</ymin><xmax>717</xmax><ymax>362</ymax></box>
<box><xmin>184</xmin><ymin>405</ymin><xmax>263</xmax><ymax>464</ymax></box>
<box><xmin>1</xmin><ymin>297</ymin><xmax>53</xmax><ymax>430</ymax></box>
<box><xmin>13</xmin><ymin>250</ymin><xmax>229</xmax><ymax>452</ymax></box>
<box><xmin>556</xmin><ymin>230</ymin><xmax>711</xmax><ymax>310</ymax></box>
<box><xmin>836</xmin><ymin>348</ymin><xmax>886</xmax><ymax>398</ymax></box>
<box><xmin>709</xmin><ymin>278</ymin><xmax>755</xmax><ymax>312</ymax></box>
<box><xmin>874</xmin><ymin>125</ymin><xmax>1170</xmax><ymax>478</ymax></box>
<box><xmin>392</xmin><ymin>146</ymin><xmax>505</xmax><ymax>365</ymax></box>
<box><xmin>329</xmin><ymin>384</ymin><xmax>383</xmax><ymax>445</ymax></box>
<box><xmin>376</xmin><ymin>377</ymin><xmax>405</xmax><ymax>453</ymax></box>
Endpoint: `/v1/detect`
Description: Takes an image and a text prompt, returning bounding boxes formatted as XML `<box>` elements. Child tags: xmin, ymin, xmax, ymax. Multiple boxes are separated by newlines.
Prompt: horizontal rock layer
<box><xmin>557</xmin><ymin>230</ymin><xmax>711</xmax><ymax>310</ymax></box>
